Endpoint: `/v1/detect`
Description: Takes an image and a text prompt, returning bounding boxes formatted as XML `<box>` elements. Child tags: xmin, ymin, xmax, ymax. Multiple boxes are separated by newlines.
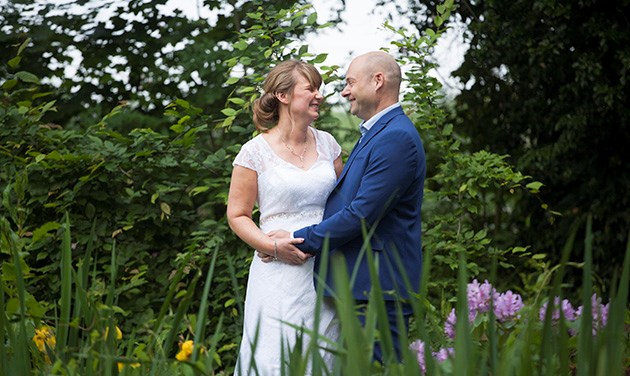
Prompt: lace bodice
<box><xmin>233</xmin><ymin>127</ymin><xmax>341</xmax><ymax>232</ymax></box>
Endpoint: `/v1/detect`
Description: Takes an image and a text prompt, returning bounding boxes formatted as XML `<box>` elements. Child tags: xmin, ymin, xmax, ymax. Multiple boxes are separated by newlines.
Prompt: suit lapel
<box><xmin>335</xmin><ymin>107</ymin><xmax>404</xmax><ymax>186</ymax></box>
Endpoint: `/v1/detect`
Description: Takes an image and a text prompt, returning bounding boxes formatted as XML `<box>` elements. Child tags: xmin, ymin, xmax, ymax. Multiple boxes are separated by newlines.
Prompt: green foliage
<box><xmin>0</xmin><ymin>0</ymin><xmax>330</xmax><ymax>131</ymax></box>
<box><xmin>0</xmin><ymin>2</ymin><xmax>345</xmax><ymax>374</ymax></box>
<box><xmin>398</xmin><ymin>0</ymin><xmax>630</xmax><ymax>288</ymax></box>
<box><xmin>2</xmin><ymin>0</ymin><xmax>625</xmax><ymax>374</ymax></box>
<box><xmin>385</xmin><ymin>3</ymin><xmax>549</xmax><ymax>306</ymax></box>
<box><xmin>217</xmin><ymin>2</ymin><xmax>342</xmax><ymax>137</ymax></box>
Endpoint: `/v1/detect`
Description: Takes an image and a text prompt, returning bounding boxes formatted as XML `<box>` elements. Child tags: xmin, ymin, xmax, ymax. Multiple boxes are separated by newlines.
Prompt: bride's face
<box><xmin>288</xmin><ymin>74</ymin><xmax>323</xmax><ymax>122</ymax></box>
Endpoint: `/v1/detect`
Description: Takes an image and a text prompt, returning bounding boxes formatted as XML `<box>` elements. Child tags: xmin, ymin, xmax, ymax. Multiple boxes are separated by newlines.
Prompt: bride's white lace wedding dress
<box><xmin>233</xmin><ymin>127</ymin><xmax>341</xmax><ymax>375</ymax></box>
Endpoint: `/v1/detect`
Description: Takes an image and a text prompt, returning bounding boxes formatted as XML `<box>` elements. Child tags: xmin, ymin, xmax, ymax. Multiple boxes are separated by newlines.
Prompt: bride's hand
<box><xmin>258</xmin><ymin>237</ymin><xmax>309</xmax><ymax>265</ymax></box>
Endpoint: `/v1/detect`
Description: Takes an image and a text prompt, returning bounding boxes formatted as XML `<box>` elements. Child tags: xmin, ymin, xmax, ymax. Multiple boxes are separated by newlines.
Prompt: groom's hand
<box><xmin>257</xmin><ymin>230</ymin><xmax>309</xmax><ymax>264</ymax></box>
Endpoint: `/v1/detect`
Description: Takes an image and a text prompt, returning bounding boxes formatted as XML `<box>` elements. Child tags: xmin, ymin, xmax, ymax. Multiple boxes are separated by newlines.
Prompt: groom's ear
<box><xmin>373</xmin><ymin>72</ymin><xmax>385</xmax><ymax>91</ymax></box>
<box><xmin>276</xmin><ymin>91</ymin><xmax>290</xmax><ymax>104</ymax></box>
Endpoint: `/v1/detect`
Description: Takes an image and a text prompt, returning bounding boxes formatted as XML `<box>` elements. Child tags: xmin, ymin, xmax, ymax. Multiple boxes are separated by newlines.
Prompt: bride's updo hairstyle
<box><xmin>252</xmin><ymin>59</ymin><xmax>323</xmax><ymax>132</ymax></box>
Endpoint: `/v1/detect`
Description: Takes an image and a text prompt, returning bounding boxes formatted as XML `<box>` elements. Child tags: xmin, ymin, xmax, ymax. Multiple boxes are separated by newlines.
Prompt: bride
<box><xmin>227</xmin><ymin>59</ymin><xmax>343</xmax><ymax>375</ymax></box>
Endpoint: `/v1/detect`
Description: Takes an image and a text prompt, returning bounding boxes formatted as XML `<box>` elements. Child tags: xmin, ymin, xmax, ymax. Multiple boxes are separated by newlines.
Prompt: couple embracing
<box><xmin>227</xmin><ymin>51</ymin><xmax>426</xmax><ymax>375</ymax></box>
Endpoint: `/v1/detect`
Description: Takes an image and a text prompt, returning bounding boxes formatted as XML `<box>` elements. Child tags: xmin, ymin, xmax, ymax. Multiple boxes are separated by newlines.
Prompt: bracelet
<box><xmin>273</xmin><ymin>240</ymin><xmax>278</xmax><ymax>261</ymax></box>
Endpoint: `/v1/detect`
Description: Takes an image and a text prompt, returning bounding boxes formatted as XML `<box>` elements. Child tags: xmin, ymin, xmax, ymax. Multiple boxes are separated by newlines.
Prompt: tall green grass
<box><xmin>283</xmin><ymin>217</ymin><xmax>628</xmax><ymax>375</ymax></box>
<box><xmin>1</xmin><ymin>215</ymin><xmax>628</xmax><ymax>375</ymax></box>
<box><xmin>0</xmin><ymin>214</ymin><xmax>225</xmax><ymax>375</ymax></box>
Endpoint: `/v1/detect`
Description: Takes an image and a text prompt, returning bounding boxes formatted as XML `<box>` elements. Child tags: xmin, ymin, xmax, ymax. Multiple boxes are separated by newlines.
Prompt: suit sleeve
<box><xmin>294</xmin><ymin>130</ymin><xmax>421</xmax><ymax>255</ymax></box>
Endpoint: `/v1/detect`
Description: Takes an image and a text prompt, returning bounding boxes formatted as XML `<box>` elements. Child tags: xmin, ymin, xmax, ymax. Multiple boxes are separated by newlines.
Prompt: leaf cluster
<box><xmin>399</xmin><ymin>0</ymin><xmax>630</xmax><ymax>289</ymax></box>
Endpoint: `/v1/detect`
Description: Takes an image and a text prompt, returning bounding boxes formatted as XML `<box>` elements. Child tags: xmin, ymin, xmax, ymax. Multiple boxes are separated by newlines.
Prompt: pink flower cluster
<box><xmin>539</xmin><ymin>293</ymin><xmax>609</xmax><ymax>335</ymax></box>
<box><xmin>444</xmin><ymin>279</ymin><xmax>524</xmax><ymax>339</ymax></box>
<box><xmin>409</xmin><ymin>339</ymin><xmax>454</xmax><ymax>374</ymax></box>
<box><xmin>410</xmin><ymin>281</ymin><xmax>613</xmax><ymax>373</ymax></box>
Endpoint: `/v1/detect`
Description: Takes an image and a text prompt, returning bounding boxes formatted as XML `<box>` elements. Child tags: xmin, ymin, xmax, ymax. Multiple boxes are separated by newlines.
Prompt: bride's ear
<box><xmin>275</xmin><ymin>91</ymin><xmax>290</xmax><ymax>104</ymax></box>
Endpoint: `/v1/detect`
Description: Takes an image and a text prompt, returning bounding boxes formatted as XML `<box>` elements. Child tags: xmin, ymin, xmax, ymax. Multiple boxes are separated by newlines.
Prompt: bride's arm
<box><xmin>334</xmin><ymin>156</ymin><xmax>343</xmax><ymax>177</ymax></box>
<box><xmin>227</xmin><ymin>165</ymin><xmax>307</xmax><ymax>265</ymax></box>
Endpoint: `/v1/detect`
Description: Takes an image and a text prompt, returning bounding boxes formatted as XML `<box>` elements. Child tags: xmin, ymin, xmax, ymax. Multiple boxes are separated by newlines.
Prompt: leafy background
<box><xmin>0</xmin><ymin>0</ymin><xmax>628</xmax><ymax>374</ymax></box>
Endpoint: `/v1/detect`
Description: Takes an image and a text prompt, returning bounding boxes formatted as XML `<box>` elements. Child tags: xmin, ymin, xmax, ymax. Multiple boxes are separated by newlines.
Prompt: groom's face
<box><xmin>341</xmin><ymin>59</ymin><xmax>377</xmax><ymax>121</ymax></box>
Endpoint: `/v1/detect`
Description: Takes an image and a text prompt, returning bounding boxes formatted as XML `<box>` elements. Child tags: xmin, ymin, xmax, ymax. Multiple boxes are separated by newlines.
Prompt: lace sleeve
<box><xmin>319</xmin><ymin>130</ymin><xmax>342</xmax><ymax>160</ymax></box>
<box><xmin>233</xmin><ymin>139</ymin><xmax>262</xmax><ymax>173</ymax></box>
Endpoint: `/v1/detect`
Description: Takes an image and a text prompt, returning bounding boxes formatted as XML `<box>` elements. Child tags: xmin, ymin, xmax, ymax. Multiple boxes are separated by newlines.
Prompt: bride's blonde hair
<box><xmin>252</xmin><ymin>60</ymin><xmax>322</xmax><ymax>132</ymax></box>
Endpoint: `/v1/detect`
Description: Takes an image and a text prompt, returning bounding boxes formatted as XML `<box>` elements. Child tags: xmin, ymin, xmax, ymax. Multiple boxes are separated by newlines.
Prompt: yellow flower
<box><xmin>117</xmin><ymin>361</ymin><xmax>141</xmax><ymax>372</ymax></box>
<box><xmin>104</xmin><ymin>325</ymin><xmax>123</xmax><ymax>341</ymax></box>
<box><xmin>175</xmin><ymin>340</ymin><xmax>194</xmax><ymax>361</ymax></box>
<box><xmin>32</xmin><ymin>326</ymin><xmax>56</xmax><ymax>352</ymax></box>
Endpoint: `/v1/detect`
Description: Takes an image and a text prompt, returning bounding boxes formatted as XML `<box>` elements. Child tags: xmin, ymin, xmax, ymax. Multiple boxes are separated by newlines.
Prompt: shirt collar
<box><xmin>359</xmin><ymin>102</ymin><xmax>401</xmax><ymax>132</ymax></box>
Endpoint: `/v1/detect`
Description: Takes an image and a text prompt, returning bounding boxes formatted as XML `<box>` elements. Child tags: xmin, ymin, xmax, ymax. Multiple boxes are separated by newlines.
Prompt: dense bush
<box><xmin>0</xmin><ymin>3</ymin><xmax>342</xmax><ymax>373</ymax></box>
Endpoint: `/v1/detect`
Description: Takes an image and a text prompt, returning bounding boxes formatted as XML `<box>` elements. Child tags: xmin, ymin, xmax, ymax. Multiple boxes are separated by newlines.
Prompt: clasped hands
<box><xmin>257</xmin><ymin>230</ymin><xmax>311</xmax><ymax>265</ymax></box>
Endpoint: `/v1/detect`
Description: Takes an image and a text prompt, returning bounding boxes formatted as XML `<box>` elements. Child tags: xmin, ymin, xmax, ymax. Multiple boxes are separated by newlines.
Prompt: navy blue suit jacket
<box><xmin>294</xmin><ymin>106</ymin><xmax>426</xmax><ymax>300</ymax></box>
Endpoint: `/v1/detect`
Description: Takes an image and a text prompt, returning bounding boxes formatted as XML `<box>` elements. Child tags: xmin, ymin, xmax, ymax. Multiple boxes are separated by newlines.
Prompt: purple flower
<box><xmin>493</xmin><ymin>290</ymin><xmax>524</xmax><ymax>321</ymax></box>
<box><xmin>432</xmin><ymin>347</ymin><xmax>454</xmax><ymax>362</ymax></box>
<box><xmin>444</xmin><ymin>308</ymin><xmax>457</xmax><ymax>339</ymax></box>
<box><xmin>539</xmin><ymin>297</ymin><xmax>577</xmax><ymax>322</ymax></box>
<box><xmin>576</xmin><ymin>293</ymin><xmax>610</xmax><ymax>335</ymax></box>
<box><xmin>410</xmin><ymin>340</ymin><xmax>454</xmax><ymax>374</ymax></box>
<box><xmin>409</xmin><ymin>340</ymin><xmax>426</xmax><ymax>374</ymax></box>
<box><xmin>467</xmin><ymin>279</ymin><xmax>495</xmax><ymax>314</ymax></box>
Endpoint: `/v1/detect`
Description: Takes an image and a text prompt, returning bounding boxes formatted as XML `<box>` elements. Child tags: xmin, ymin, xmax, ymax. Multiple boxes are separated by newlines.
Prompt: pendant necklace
<box><xmin>282</xmin><ymin>134</ymin><xmax>309</xmax><ymax>168</ymax></box>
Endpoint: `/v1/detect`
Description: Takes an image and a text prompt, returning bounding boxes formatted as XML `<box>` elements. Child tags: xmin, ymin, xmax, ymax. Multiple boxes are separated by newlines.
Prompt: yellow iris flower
<box><xmin>32</xmin><ymin>326</ymin><xmax>56</xmax><ymax>352</ymax></box>
<box><xmin>176</xmin><ymin>340</ymin><xmax>194</xmax><ymax>361</ymax></box>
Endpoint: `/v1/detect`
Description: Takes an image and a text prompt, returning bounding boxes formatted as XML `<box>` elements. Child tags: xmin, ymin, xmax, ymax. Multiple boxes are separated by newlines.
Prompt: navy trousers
<box><xmin>356</xmin><ymin>300</ymin><xmax>413</xmax><ymax>363</ymax></box>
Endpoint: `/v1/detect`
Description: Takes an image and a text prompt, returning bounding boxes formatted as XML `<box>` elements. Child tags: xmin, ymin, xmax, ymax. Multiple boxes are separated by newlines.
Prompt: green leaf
<box><xmin>160</xmin><ymin>202</ymin><xmax>171</xmax><ymax>216</ymax></box>
<box><xmin>17</xmin><ymin>37</ymin><xmax>31</xmax><ymax>56</ymax></box>
<box><xmin>290</xmin><ymin>17</ymin><xmax>302</xmax><ymax>28</ymax></box>
<box><xmin>32</xmin><ymin>221</ymin><xmax>61</xmax><ymax>243</ymax></box>
<box><xmin>8</xmin><ymin>56</ymin><xmax>21</xmax><ymax>69</ymax></box>
<box><xmin>311</xmin><ymin>53</ymin><xmax>328</xmax><ymax>64</ymax></box>
<box><xmin>237</xmin><ymin>86</ymin><xmax>255</xmax><ymax>93</ymax></box>
<box><xmin>221</xmin><ymin>108</ymin><xmax>238</xmax><ymax>117</ymax></box>
<box><xmin>228</xmin><ymin>97</ymin><xmax>246</xmax><ymax>106</ymax></box>
<box><xmin>306</xmin><ymin>12</ymin><xmax>318</xmax><ymax>25</ymax></box>
<box><xmin>32</xmin><ymin>91</ymin><xmax>54</xmax><ymax>100</ymax></box>
<box><xmin>15</xmin><ymin>71</ymin><xmax>40</xmax><ymax>84</ymax></box>
<box><xmin>526</xmin><ymin>181</ymin><xmax>544</xmax><ymax>192</ymax></box>
<box><xmin>189</xmin><ymin>186</ymin><xmax>210</xmax><ymax>196</ymax></box>
<box><xmin>222</xmin><ymin>116</ymin><xmax>235</xmax><ymax>127</ymax></box>
<box><xmin>2</xmin><ymin>79</ymin><xmax>17</xmax><ymax>90</ymax></box>
<box><xmin>233</xmin><ymin>40</ymin><xmax>248</xmax><ymax>51</ymax></box>
<box><xmin>225</xmin><ymin>76</ymin><xmax>239</xmax><ymax>85</ymax></box>
<box><xmin>175</xmin><ymin>98</ymin><xmax>190</xmax><ymax>109</ymax></box>
<box><xmin>40</xmin><ymin>100</ymin><xmax>57</xmax><ymax>114</ymax></box>
<box><xmin>170</xmin><ymin>123</ymin><xmax>184</xmax><ymax>133</ymax></box>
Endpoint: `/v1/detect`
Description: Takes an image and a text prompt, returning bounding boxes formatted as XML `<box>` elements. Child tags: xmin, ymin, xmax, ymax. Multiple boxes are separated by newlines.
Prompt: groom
<box><xmin>272</xmin><ymin>51</ymin><xmax>425</xmax><ymax>362</ymax></box>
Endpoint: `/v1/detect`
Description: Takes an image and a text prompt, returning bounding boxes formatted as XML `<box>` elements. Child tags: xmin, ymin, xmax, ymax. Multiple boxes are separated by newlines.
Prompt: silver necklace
<box><xmin>282</xmin><ymin>134</ymin><xmax>309</xmax><ymax>168</ymax></box>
